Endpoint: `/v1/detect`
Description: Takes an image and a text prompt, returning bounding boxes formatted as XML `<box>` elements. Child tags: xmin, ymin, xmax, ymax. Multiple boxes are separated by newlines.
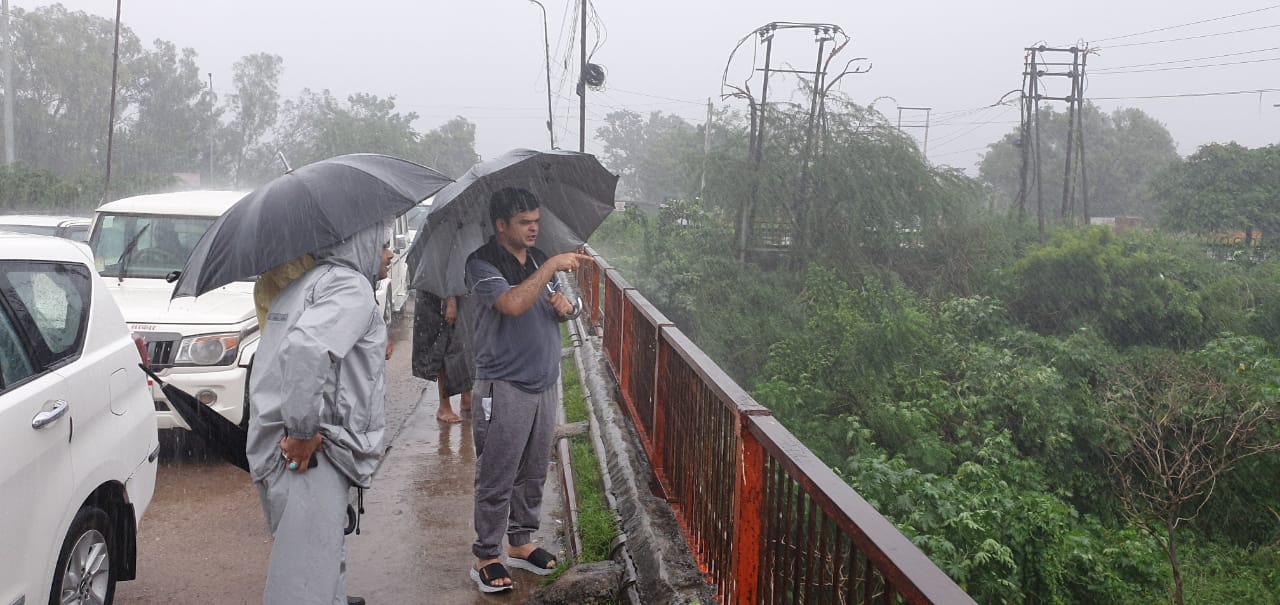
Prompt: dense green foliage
<box><xmin>1154</xmin><ymin>143</ymin><xmax>1280</xmax><ymax>246</ymax></box>
<box><xmin>591</xmin><ymin>95</ymin><xmax>1280</xmax><ymax>602</ymax></box>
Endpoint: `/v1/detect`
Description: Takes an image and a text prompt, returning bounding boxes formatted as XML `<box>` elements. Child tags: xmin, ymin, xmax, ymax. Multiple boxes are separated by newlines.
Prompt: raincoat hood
<box><xmin>314</xmin><ymin>220</ymin><xmax>389</xmax><ymax>289</ymax></box>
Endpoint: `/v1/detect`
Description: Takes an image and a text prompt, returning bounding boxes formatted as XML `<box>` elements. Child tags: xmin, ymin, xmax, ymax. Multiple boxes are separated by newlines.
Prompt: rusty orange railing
<box><xmin>574</xmin><ymin>245</ymin><xmax>974</xmax><ymax>605</ymax></box>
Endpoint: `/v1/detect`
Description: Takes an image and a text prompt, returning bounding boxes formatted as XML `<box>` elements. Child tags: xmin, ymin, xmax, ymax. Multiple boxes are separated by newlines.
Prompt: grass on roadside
<box><xmin>560</xmin><ymin>326</ymin><xmax>618</xmax><ymax>564</ymax></box>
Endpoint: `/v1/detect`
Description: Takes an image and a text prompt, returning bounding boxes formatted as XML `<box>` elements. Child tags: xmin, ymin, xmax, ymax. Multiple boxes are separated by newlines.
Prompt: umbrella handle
<box><xmin>139</xmin><ymin>363</ymin><xmax>166</xmax><ymax>386</ymax></box>
<box><xmin>564</xmin><ymin>296</ymin><xmax>583</xmax><ymax>321</ymax></box>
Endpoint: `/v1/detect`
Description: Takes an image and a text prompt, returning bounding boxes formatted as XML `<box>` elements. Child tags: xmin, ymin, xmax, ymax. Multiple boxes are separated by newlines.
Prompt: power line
<box><xmin>1089</xmin><ymin>55</ymin><xmax>1280</xmax><ymax>75</ymax></box>
<box><xmin>929</xmin><ymin>105</ymin><xmax>1015</xmax><ymax>150</ymax></box>
<box><xmin>1089</xmin><ymin>46</ymin><xmax>1280</xmax><ymax>70</ymax></box>
<box><xmin>1091</xmin><ymin>87</ymin><xmax>1280</xmax><ymax>100</ymax></box>
<box><xmin>1099</xmin><ymin>23</ymin><xmax>1280</xmax><ymax>49</ymax></box>
<box><xmin>606</xmin><ymin>86</ymin><xmax>705</xmax><ymax>106</ymax></box>
<box><xmin>1091</xmin><ymin>4</ymin><xmax>1280</xmax><ymax>43</ymax></box>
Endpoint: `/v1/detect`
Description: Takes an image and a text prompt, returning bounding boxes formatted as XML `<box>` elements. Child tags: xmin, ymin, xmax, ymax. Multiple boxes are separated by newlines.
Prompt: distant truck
<box><xmin>88</xmin><ymin>190</ymin><xmax>412</xmax><ymax>431</ymax></box>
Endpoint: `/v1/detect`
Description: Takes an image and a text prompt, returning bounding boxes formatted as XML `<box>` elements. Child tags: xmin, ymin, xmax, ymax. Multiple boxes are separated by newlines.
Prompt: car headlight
<box><xmin>175</xmin><ymin>332</ymin><xmax>241</xmax><ymax>366</ymax></box>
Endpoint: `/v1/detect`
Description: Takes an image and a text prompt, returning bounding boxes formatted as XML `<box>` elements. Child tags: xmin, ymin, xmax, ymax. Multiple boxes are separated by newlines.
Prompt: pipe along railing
<box><xmin>575</xmin><ymin>246</ymin><xmax>975</xmax><ymax>605</ymax></box>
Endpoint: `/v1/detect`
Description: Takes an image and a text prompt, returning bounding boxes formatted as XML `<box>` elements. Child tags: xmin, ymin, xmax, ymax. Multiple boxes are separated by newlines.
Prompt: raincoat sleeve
<box><xmin>273</xmin><ymin>269</ymin><xmax>375</xmax><ymax>439</ymax></box>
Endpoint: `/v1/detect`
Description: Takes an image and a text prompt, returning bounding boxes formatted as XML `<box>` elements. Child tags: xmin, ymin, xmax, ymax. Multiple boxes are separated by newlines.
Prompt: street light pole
<box><xmin>527</xmin><ymin>0</ymin><xmax>555</xmax><ymax>149</ymax></box>
<box><xmin>578</xmin><ymin>0</ymin><xmax>587</xmax><ymax>152</ymax></box>
<box><xmin>102</xmin><ymin>0</ymin><xmax>122</xmax><ymax>204</ymax></box>
<box><xmin>2</xmin><ymin>0</ymin><xmax>15</xmax><ymax>165</ymax></box>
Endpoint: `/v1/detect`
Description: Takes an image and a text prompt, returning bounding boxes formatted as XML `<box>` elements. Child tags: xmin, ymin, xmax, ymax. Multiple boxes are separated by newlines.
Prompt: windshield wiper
<box><xmin>116</xmin><ymin>223</ymin><xmax>150</xmax><ymax>284</ymax></box>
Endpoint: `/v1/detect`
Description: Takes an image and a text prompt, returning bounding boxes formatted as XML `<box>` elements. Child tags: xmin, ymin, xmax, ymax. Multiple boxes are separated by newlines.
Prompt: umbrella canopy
<box><xmin>141</xmin><ymin>365</ymin><xmax>249</xmax><ymax>472</ymax></box>
<box><xmin>407</xmin><ymin>148</ymin><xmax>617</xmax><ymax>298</ymax></box>
<box><xmin>172</xmin><ymin>153</ymin><xmax>452</xmax><ymax>298</ymax></box>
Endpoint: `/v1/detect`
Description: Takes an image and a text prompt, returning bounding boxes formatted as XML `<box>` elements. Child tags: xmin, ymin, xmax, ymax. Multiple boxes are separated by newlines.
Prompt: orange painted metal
<box><xmin>577</xmin><ymin>251</ymin><xmax>975</xmax><ymax>605</ymax></box>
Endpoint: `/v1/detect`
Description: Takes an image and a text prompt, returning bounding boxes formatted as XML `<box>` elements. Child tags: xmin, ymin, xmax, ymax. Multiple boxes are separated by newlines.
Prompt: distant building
<box><xmin>1090</xmin><ymin>216</ymin><xmax>1143</xmax><ymax>232</ymax></box>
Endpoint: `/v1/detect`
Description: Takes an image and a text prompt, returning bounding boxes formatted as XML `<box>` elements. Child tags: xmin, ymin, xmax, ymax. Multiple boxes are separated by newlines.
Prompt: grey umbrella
<box><xmin>172</xmin><ymin>153</ymin><xmax>452</xmax><ymax>298</ymax></box>
<box><xmin>406</xmin><ymin>148</ymin><xmax>617</xmax><ymax>298</ymax></box>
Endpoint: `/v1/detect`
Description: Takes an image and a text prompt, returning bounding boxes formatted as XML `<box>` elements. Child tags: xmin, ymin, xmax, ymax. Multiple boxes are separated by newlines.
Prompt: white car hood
<box><xmin>106</xmin><ymin>278</ymin><xmax>256</xmax><ymax>326</ymax></box>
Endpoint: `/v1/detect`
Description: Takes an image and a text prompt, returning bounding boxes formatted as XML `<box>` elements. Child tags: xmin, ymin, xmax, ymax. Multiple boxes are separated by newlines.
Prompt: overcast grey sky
<box><xmin>20</xmin><ymin>1</ymin><xmax>1280</xmax><ymax>173</ymax></box>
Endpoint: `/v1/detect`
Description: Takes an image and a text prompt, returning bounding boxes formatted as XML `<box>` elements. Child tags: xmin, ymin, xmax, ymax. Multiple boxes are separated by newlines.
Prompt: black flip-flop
<box><xmin>505</xmin><ymin>547</ymin><xmax>558</xmax><ymax>575</ymax></box>
<box><xmin>470</xmin><ymin>562</ymin><xmax>514</xmax><ymax>593</ymax></box>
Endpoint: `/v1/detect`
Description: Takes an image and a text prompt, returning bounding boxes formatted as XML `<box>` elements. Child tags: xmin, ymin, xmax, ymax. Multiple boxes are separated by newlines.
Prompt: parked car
<box><xmin>88</xmin><ymin>191</ymin><xmax>259</xmax><ymax>431</ymax></box>
<box><xmin>87</xmin><ymin>190</ymin><xmax>413</xmax><ymax>431</ymax></box>
<box><xmin>0</xmin><ymin>231</ymin><xmax>158</xmax><ymax>605</ymax></box>
<box><xmin>0</xmin><ymin>214</ymin><xmax>92</xmax><ymax>241</ymax></box>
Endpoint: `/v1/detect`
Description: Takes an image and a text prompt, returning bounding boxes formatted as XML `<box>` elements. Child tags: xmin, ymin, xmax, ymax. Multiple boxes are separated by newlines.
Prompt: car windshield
<box><xmin>90</xmin><ymin>213</ymin><xmax>215</xmax><ymax>278</ymax></box>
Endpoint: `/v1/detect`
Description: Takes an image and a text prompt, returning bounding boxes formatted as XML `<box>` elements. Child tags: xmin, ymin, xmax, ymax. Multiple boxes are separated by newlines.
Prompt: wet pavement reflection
<box><xmin>115</xmin><ymin>307</ymin><xmax>562</xmax><ymax>604</ymax></box>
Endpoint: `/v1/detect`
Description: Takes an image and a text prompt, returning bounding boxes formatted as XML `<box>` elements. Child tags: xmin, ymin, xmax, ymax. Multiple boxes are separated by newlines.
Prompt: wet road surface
<box><xmin>115</xmin><ymin>309</ymin><xmax>563</xmax><ymax>604</ymax></box>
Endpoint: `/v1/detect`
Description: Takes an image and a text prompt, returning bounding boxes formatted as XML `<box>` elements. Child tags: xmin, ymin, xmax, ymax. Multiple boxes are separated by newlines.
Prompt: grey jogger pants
<box><xmin>471</xmin><ymin>379</ymin><xmax>559</xmax><ymax>559</ymax></box>
<box><xmin>256</xmin><ymin>450</ymin><xmax>352</xmax><ymax>605</ymax></box>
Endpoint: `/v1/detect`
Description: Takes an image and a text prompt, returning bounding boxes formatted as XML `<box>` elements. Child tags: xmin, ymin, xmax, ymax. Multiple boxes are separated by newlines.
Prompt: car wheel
<box><xmin>50</xmin><ymin>505</ymin><xmax>116</xmax><ymax>605</ymax></box>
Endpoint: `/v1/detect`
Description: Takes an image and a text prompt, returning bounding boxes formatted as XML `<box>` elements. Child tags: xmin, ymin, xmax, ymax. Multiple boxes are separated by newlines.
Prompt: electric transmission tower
<box><xmin>1017</xmin><ymin>44</ymin><xmax>1089</xmax><ymax>241</ymax></box>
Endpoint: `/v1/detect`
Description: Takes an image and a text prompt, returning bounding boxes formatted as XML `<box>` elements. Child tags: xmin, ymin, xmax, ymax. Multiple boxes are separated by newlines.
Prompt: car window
<box><xmin>0</xmin><ymin>305</ymin><xmax>36</xmax><ymax>389</ymax></box>
<box><xmin>90</xmin><ymin>213</ymin><xmax>215</xmax><ymax>278</ymax></box>
<box><xmin>1</xmin><ymin>262</ymin><xmax>91</xmax><ymax>365</ymax></box>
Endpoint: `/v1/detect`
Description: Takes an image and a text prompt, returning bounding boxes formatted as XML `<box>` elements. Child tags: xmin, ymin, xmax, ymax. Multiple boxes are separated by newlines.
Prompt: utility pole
<box><xmin>896</xmin><ymin>106</ymin><xmax>932</xmax><ymax>161</ymax></box>
<box><xmin>1019</xmin><ymin>44</ymin><xmax>1088</xmax><ymax>241</ymax></box>
<box><xmin>577</xmin><ymin>0</ymin><xmax>587</xmax><ymax>153</ymax></box>
<box><xmin>207</xmin><ymin>73</ymin><xmax>214</xmax><ymax>186</ymax></box>
<box><xmin>102</xmin><ymin>0</ymin><xmax>122</xmax><ymax>204</ymax></box>
<box><xmin>528</xmin><ymin>0</ymin><xmax>554</xmax><ymax>149</ymax></box>
<box><xmin>2</xmin><ymin>0</ymin><xmax>14</xmax><ymax>165</ymax></box>
<box><xmin>721</xmin><ymin>22</ymin><xmax>857</xmax><ymax>264</ymax></box>
<box><xmin>700</xmin><ymin>98</ymin><xmax>712</xmax><ymax>200</ymax></box>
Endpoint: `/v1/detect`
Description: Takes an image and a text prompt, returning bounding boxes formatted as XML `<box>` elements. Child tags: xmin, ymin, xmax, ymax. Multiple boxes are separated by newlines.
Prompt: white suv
<box><xmin>0</xmin><ymin>232</ymin><xmax>158</xmax><ymax>605</ymax></box>
<box><xmin>88</xmin><ymin>190</ymin><xmax>413</xmax><ymax>430</ymax></box>
<box><xmin>89</xmin><ymin>191</ymin><xmax>260</xmax><ymax>431</ymax></box>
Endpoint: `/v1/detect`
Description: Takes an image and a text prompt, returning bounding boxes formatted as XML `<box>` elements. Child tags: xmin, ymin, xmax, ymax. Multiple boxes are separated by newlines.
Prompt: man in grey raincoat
<box><xmin>247</xmin><ymin>221</ymin><xmax>393</xmax><ymax>605</ymax></box>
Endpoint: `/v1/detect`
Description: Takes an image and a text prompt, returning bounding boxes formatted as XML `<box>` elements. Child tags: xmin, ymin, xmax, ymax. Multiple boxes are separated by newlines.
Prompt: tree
<box><xmin>115</xmin><ymin>39</ymin><xmax>217</xmax><ymax>180</ymax></box>
<box><xmin>595</xmin><ymin>109</ymin><xmax>701</xmax><ymax>203</ymax></box>
<box><xmin>223</xmin><ymin>52</ymin><xmax>283</xmax><ymax>186</ymax></box>
<box><xmin>1101</xmin><ymin>340</ymin><xmax>1280</xmax><ymax>605</ymax></box>
<box><xmin>1154</xmin><ymin>143</ymin><xmax>1280</xmax><ymax>246</ymax></box>
<box><xmin>273</xmin><ymin>89</ymin><xmax>422</xmax><ymax>177</ymax></box>
<box><xmin>4</xmin><ymin>5</ymin><xmax>142</xmax><ymax>177</ymax></box>
<box><xmin>416</xmin><ymin>116</ymin><xmax>479</xmax><ymax>178</ymax></box>
<box><xmin>978</xmin><ymin>104</ymin><xmax>1179</xmax><ymax>219</ymax></box>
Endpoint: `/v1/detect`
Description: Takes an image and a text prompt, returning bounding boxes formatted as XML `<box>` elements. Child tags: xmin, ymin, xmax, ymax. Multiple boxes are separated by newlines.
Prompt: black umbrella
<box><xmin>406</xmin><ymin>148</ymin><xmax>617</xmax><ymax>298</ymax></box>
<box><xmin>141</xmin><ymin>365</ymin><xmax>249</xmax><ymax>472</ymax></box>
<box><xmin>172</xmin><ymin>153</ymin><xmax>452</xmax><ymax>298</ymax></box>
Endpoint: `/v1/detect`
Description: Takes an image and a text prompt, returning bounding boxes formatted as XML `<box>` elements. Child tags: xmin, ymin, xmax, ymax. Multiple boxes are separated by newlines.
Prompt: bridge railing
<box><xmin>575</xmin><ymin>245</ymin><xmax>975</xmax><ymax>605</ymax></box>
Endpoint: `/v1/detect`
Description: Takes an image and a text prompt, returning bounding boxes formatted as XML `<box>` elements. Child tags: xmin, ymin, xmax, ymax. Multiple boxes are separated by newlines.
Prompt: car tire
<box><xmin>49</xmin><ymin>505</ymin><xmax>117</xmax><ymax>605</ymax></box>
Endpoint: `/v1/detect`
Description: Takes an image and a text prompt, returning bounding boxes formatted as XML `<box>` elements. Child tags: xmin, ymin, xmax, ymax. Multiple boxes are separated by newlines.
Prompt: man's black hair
<box><xmin>489</xmin><ymin>187</ymin><xmax>540</xmax><ymax>227</ymax></box>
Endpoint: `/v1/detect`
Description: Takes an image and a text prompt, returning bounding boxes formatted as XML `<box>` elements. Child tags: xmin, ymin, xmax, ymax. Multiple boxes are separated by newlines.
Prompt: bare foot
<box><xmin>436</xmin><ymin>407</ymin><xmax>462</xmax><ymax>423</ymax></box>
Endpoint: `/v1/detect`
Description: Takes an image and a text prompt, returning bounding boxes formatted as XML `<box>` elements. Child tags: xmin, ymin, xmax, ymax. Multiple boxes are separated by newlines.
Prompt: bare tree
<box><xmin>1102</xmin><ymin>353</ymin><xmax>1280</xmax><ymax>605</ymax></box>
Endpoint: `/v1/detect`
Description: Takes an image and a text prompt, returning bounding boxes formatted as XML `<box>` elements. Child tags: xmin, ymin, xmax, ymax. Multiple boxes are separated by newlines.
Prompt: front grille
<box><xmin>137</xmin><ymin>332</ymin><xmax>181</xmax><ymax>367</ymax></box>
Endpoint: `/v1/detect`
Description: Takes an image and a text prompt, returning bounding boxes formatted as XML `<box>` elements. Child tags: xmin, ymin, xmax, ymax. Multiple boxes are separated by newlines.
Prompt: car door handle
<box><xmin>32</xmin><ymin>400</ymin><xmax>69</xmax><ymax>429</ymax></box>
